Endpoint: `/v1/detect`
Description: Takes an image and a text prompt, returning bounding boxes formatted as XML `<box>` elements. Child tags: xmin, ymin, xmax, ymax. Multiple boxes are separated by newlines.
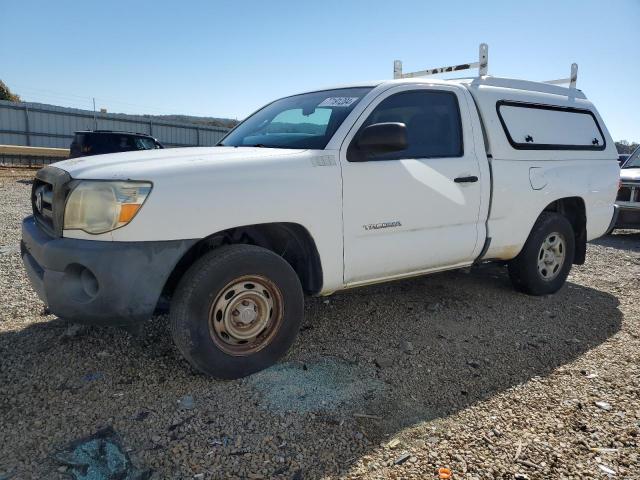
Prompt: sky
<box><xmin>1</xmin><ymin>0</ymin><xmax>639</xmax><ymax>142</ymax></box>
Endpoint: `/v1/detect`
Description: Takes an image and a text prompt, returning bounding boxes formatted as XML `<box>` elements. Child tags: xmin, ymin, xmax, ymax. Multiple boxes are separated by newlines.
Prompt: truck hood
<box><xmin>620</xmin><ymin>167</ymin><xmax>640</xmax><ymax>182</ymax></box>
<box><xmin>52</xmin><ymin>146</ymin><xmax>305</xmax><ymax>180</ymax></box>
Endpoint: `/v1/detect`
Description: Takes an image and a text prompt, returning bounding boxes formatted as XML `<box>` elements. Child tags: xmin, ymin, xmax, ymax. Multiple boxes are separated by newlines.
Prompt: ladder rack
<box><xmin>543</xmin><ymin>63</ymin><xmax>578</xmax><ymax>89</ymax></box>
<box><xmin>394</xmin><ymin>43</ymin><xmax>489</xmax><ymax>79</ymax></box>
<box><xmin>393</xmin><ymin>43</ymin><xmax>578</xmax><ymax>89</ymax></box>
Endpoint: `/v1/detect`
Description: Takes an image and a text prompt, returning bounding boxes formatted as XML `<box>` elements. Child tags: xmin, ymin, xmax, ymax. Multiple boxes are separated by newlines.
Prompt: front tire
<box><xmin>170</xmin><ymin>244</ymin><xmax>304</xmax><ymax>379</ymax></box>
<box><xmin>508</xmin><ymin>212</ymin><xmax>575</xmax><ymax>296</ymax></box>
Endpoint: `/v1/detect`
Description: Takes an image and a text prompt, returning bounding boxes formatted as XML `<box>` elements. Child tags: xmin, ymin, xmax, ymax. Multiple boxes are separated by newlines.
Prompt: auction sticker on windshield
<box><xmin>318</xmin><ymin>97</ymin><xmax>359</xmax><ymax>107</ymax></box>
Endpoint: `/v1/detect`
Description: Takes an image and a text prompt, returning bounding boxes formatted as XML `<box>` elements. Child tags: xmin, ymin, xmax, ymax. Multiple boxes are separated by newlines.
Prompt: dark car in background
<box><xmin>613</xmin><ymin>146</ymin><xmax>640</xmax><ymax>231</ymax></box>
<box><xmin>69</xmin><ymin>130</ymin><xmax>163</xmax><ymax>158</ymax></box>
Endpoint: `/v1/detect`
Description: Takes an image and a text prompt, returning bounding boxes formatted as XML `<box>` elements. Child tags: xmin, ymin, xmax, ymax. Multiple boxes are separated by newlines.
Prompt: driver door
<box><xmin>340</xmin><ymin>85</ymin><xmax>484</xmax><ymax>285</ymax></box>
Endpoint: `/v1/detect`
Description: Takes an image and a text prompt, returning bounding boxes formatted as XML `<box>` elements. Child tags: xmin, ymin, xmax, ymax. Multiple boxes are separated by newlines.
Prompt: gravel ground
<box><xmin>0</xmin><ymin>167</ymin><xmax>638</xmax><ymax>479</ymax></box>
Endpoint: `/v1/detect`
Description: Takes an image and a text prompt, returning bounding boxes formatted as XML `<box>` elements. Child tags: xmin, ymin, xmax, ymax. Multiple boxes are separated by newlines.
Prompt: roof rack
<box><xmin>394</xmin><ymin>43</ymin><xmax>489</xmax><ymax>79</ymax></box>
<box><xmin>393</xmin><ymin>43</ymin><xmax>578</xmax><ymax>89</ymax></box>
<box><xmin>543</xmin><ymin>63</ymin><xmax>578</xmax><ymax>89</ymax></box>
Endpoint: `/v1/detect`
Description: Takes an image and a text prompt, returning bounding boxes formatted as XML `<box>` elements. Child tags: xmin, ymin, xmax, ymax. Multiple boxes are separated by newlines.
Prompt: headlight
<box><xmin>64</xmin><ymin>181</ymin><xmax>152</xmax><ymax>234</ymax></box>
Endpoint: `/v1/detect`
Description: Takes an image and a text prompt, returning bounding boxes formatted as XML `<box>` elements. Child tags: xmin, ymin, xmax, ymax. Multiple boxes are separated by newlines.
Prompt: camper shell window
<box><xmin>496</xmin><ymin>101</ymin><xmax>605</xmax><ymax>151</ymax></box>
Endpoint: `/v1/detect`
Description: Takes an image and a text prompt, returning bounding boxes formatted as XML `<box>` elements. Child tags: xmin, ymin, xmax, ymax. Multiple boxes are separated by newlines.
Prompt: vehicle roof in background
<box><xmin>74</xmin><ymin>130</ymin><xmax>156</xmax><ymax>137</ymax></box>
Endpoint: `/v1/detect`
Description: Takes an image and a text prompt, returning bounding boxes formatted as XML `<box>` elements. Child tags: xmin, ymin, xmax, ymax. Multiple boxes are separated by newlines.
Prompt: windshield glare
<box><xmin>219</xmin><ymin>87</ymin><xmax>372</xmax><ymax>149</ymax></box>
<box><xmin>623</xmin><ymin>147</ymin><xmax>640</xmax><ymax>168</ymax></box>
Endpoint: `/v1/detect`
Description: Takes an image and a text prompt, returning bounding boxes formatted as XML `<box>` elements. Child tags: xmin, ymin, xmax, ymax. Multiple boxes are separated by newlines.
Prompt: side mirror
<box><xmin>357</xmin><ymin>122</ymin><xmax>408</xmax><ymax>153</ymax></box>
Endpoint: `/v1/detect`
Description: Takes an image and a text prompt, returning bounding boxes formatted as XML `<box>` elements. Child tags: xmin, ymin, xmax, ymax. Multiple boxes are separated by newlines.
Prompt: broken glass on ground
<box><xmin>54</xmin><ymin>426</ymin><xmax>151</xmax><ymax>480</ymax></box>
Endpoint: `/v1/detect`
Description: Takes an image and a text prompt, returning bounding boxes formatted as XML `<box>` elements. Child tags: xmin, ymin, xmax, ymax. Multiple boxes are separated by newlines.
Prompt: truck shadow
<box><xmin>296</xmin><ymin>263</ymin><xmax>622</xmax><ymax>440</ymax></box>
<box><xmin>0</xmin><ymin>263</ymin><xmax>622</xmax><ymax>479</ymax></box>
<box><xmin>591</xmin><ymin>229</ymin><xmax>640</xmax><ymax>252</ymax></box>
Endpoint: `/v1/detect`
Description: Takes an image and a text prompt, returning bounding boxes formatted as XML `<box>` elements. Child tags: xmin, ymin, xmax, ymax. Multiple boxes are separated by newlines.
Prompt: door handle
<box><xmin>454</xmin><ymin>175</ymin><xmax>479</xmax><ymax>183</ymax></box>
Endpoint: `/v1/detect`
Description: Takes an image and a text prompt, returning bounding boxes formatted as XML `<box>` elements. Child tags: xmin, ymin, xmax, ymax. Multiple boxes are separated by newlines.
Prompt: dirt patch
<box><xmin>246</xmin><ymin>357</ymin><xmax>385</xmax><ymax>415</ymax></box>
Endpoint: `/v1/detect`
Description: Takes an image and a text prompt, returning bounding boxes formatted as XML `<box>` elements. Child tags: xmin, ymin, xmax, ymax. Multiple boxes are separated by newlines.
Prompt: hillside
<box><xmin>144</xmin><ymin>114</ymin><xmax>239</xmax><ymax>129</ymax></box>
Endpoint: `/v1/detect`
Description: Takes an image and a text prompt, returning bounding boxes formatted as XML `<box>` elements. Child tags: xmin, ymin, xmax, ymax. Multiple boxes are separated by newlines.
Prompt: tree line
<box><xmin>615</xmin><ymin>140</ymin><xmax>639</xmax><ymax>155</ymax></box>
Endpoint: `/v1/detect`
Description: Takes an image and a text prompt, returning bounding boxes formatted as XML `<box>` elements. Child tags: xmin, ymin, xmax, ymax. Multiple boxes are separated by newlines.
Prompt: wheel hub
<box><xmin>208</xmin><ymin>275</ymin><xmax>283</xmax><ymax>356</ymax></box>
<box><xmin>537</xmin><ymin>232</ymin><xmax>566</xmax><ymax>281</ymax></box>
<box><xmin>224</xmin><ymin>292</ymin><xmax>269</xmax><ymax>341</ymax></box>
<box><xmin>233</xmin><ymin>299</ymin><xmax>258</xmax><ymax>326</ymax></box>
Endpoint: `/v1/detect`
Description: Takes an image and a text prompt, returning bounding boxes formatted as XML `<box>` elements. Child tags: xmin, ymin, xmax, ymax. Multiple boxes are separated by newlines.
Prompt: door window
<box><xmin>349</xmin><ymin>90</ymin><xmax>463</xmax><ymax>161</ymax></box>
<box><xmin>134</xmin><ymin>137</ymin><xmax>159</xmax><ymax>150</ymax></box>
<box><xmin>116</xmin><ymin>135</ymin><xmax>136</xmax><ymax>151</ymax></box>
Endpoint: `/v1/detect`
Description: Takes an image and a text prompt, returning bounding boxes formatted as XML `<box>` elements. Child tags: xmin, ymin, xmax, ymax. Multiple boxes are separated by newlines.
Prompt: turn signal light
<box><xmin>118</xmin><ymin>203</ymin><xmax>142</xmax><ymax>223</ymax></box>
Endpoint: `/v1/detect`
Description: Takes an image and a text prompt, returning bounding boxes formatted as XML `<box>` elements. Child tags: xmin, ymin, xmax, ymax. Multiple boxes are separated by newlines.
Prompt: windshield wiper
<box><xmin>247</xmin><ymin>144</ymin><xmax>280</xmax><ymax>148</ymax></box>
<box><xmin>218</xmin><ymin>143</ymin><xmax>278</xmax><ymax>148</ymax></box>
<box><xmin>227</xmin><ymin>144</ymin><xmax>269</xmax><ymax>148</ymax></box>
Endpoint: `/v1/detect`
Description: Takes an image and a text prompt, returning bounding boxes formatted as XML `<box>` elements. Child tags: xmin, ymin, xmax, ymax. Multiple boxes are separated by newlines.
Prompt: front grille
<box><xmin>617</xmin><ymin>186</ymin><xmax>632</xmax><ymax>202</ymax></box>
<box><xmin>617</xmin><ymin>183</ymin><xmax>640</xmax><ymax>204</ymax></box>
<box><xmin>32</xmin><ymin>178</ymin><xmax>55</xmax><ymax>233</ymax></box>
<box><xmin>31</xmin><ymin>166</ymin><xmax>72</xmax><ymax>237</ymax></box>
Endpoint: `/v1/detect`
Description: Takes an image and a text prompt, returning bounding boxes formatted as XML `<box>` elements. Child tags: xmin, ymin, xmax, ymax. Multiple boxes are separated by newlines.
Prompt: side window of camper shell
<box><xmin>496</xmin><ymin>101</ymin><xmax>605</xmax><ymax>151</ymax></box>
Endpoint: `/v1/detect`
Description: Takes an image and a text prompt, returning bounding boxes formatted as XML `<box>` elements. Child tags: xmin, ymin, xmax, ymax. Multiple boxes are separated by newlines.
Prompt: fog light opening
<box><xmin>63</xmin><ymin>264</ymin><xmax>100</xmax><ymax>303</ymax></box>
<box><xmin>80</xmin><ymin>267</ymin><xmax>99</xmax><ymax>298</ymax></box>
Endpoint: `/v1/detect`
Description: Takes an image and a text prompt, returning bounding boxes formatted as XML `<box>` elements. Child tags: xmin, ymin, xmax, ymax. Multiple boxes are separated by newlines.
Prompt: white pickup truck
<box><xmin>22</xmin><ymin>48</ymin><xmax>619</xmax><ymax>378</ymax></box>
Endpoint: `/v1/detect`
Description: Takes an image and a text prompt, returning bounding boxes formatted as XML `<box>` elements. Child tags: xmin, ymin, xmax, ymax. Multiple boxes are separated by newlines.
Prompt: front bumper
<box><xmin>21</xmin><ymin>216</ymin><xmax>196</xmax><ymax>326</ymax></box>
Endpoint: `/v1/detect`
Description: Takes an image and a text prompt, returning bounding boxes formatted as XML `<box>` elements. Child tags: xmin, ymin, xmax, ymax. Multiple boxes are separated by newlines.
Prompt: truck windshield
<box><xmin>219</xmin><ymin>87</ymin><xmax>372</xmax><ymax>149</ymax></box>
<box><xmin>622</xmin><ymin>146</ymin><xmax>640</xmax><ymax>168</ymax></box>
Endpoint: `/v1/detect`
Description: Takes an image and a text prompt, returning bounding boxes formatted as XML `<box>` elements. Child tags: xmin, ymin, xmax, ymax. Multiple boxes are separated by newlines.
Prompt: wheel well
<box><xmin>161</xmin><ymin>223</ymin><xmax>323</xmax><ymax>302</ymax></box>
<box><xmin>543</xmin><ymin>197</ymin><xmax>587</xmax><ymax>264</ymax></box>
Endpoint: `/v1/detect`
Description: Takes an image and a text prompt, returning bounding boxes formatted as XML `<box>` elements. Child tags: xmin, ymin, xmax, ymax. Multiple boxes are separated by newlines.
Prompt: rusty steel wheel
<box><xmin>170</xmin><ymin>244</ymin><xmax>304</xmax><ymax>379</ymax></box>
<box><xmin>208</xmin><ymin>275</ymin><xmax>284</xmax><ymax>356</ymax></box>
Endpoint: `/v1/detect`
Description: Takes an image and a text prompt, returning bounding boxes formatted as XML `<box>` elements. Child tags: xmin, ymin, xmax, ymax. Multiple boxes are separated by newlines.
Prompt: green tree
<box><xmin>0</xmin><ymin>80</ymin><xmax>20</xmax><ymax>102</ymax></box>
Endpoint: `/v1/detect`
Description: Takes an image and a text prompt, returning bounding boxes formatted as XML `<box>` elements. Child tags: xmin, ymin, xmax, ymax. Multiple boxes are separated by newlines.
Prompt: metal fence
<box><xmin>0</xmin><ymin>99</ymin><xmax>230</xmax><ymax>149</ymax></box>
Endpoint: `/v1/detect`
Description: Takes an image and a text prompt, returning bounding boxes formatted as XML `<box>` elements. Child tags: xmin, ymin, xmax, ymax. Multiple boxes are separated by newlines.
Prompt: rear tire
<box><xmin>170</xmin><ymin>244</ymin><xmax>304</xmax><ymax>379</ymax></box>
<box><xmin>508</xmin><ymin>212</ymin><xmax>575</xmax><ymax>296</ymax></box>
